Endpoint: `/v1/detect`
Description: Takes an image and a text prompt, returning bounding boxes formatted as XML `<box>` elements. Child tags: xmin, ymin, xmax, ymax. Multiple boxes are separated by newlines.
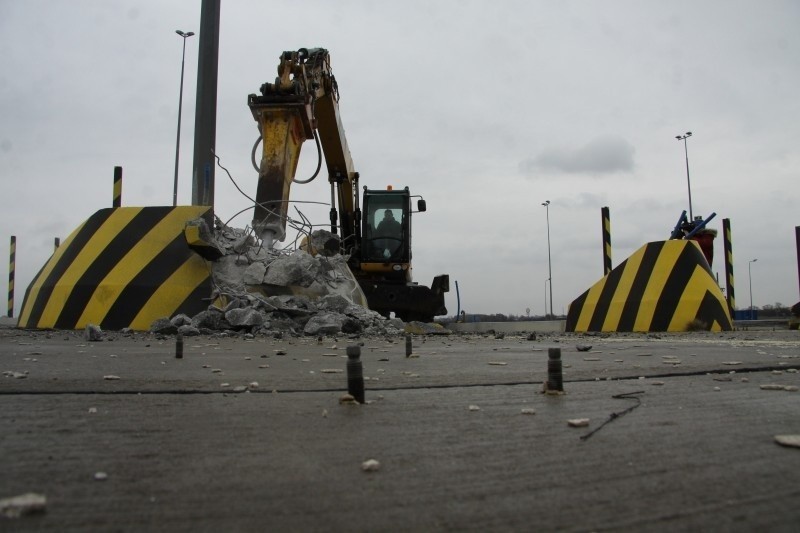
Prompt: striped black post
<box><xmin>8</xmin><ymin>236</ymin><xmax>15</xmax><ymax>318</ymax></box>
<box><xmin>601</xmin><ymin>206</ymin><xmax>612</xmax><ymax>276</ymax></box>
<box><xmin>113</xmin><ymin>166</ymin><xmax>122</xmax><ymax>208</ymax></box>
<box><xmin>722</xmin><ymin>218</ymin><xmax>735</xmax><ymax>315</ymax></box>
<box><xmin>795</xmin><ymin>226</ymin><xmax>800</xmax><ymax>300</ymax></box>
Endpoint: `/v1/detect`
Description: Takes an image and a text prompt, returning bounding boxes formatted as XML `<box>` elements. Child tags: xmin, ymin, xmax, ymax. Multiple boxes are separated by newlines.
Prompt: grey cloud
<box><xmin>520</xmin><ymin>136</ymin><xmax>635</xmax><ymax>176</ymax></box>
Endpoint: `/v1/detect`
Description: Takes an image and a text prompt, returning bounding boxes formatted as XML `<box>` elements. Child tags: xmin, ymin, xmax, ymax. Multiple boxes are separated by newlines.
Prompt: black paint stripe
<box><xmin>100</xmin><ymin>233</ymin><xmax>194</xmax><ymax>330</ymax></box>
<box><xmin>54</xmin><ymin>207</ymin><xmax>173</xmax><ymax>329</ymax></box>
<box><xmin>587</xmin><ymin>262</ymin><xmax>625</xmax><ymax>331</ymax></box>
<box><xmin>174</xmin><ymin>275</ymin><xmax>212</xmax><ymax>319</ymax></box>
<box><xmin>650</xmin><ymin>245</ymin><xmax>697</xmax><ymax>331</ymax></box>
<box><xmin>565</xmin><ymin>289</ymin><xmax>588</xmax><ymax>332</ymax></box>
<box><xmin>617</xmin><ymin>241</ymin><xmax>664</xmax><ymax>331</ymax></box>
<box><xmin>695</xmin><ymin>290</ymin><xmax>733</xmax><ymax>331</ymax></box>
<box><xmin>25</xmin><ymin>208</ymin><xmax>115</xmax><ymax>327</ymax></box>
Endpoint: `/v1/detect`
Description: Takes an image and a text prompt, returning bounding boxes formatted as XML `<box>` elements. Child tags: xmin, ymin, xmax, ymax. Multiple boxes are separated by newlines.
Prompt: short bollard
<box><xmin>405</xmin><ymin>334</ymin><xmax>412</xmax><ymax>357</ymax></box>
<box><xmin>346</xmin><ymin>344</ymin><xmax>365</xmax><ymax>403</ymax></box>
<box><xmin>175</xmin><ymin>333</ymin><xmax>184</xmax><ymax>359</ymax></box>
<box><xmin>547</xmin><ymin>347</ymin><xmax>563</xmax><ymax>392</ymax></box>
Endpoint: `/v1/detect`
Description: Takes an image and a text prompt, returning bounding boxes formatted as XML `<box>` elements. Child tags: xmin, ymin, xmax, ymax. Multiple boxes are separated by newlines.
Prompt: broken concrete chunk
<box><xmin>361</xmin><ymin>459</ymin><xmax>381</xmax><ymax>472</ymax></box>
<box><xmin>0</xmin><ymin>492</ymin><xmax>47</xmax><ymax>518</ymax></box>
<box><xmin>170</xmin><ymin>314</ymin><xmax>193</xmax><ymax>327</ymax></box>
<box><xmin>774</xmin><ymin>435</ymin><xmax>800</xmax><ymax>448</ymax></box>
<box><xmin>177</xmin><ymin>325</ymin><xmax>201</xmax><ymax>336</ymax></box>
<box><xmin>263</xmin><ymin>251</ymin><xmax>321</xmax><ymax>288</ymax></box>
<box><xmin>304</xmin><ymin>312</ymin><xmax>348</xmax><ymax>336</ymax></box>
<box><xmin>243</xmin><ymin>261</ymin><xmax>267</xmax><ymax>285</ymax></box>
<box><xmin>150</xmin><ymin>317</ymin><xmax>178</xmax><ymax>335</ymax></box>
<box><xmin>567</xmin><ymin>418</ymin><xmax>590</xmax><ymax>427</ymax></box>
<box><xmin>85</xmin><ymin>324</ymin><xmax>103</xmax><ymax>342</ymax></box>
<box><xmin>225</xmin><ymin>307</ymin><xmax>266</xmax><ymax>329</ymax></box>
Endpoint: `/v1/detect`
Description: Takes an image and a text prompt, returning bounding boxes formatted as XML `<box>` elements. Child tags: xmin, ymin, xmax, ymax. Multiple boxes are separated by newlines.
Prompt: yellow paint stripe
<box><xmin>18</xmin><ymin>219</ymin><xmax>88</xmax><ymax>325</ymax></box>
<box><xmin>573</xmin><ymin>277</ymin><xmax>607</xmax><ymax>332</ymax></box>
<box><xmin>633</xmin><ymin>241</ymin><xmax>683</xmax><ymax>331</ymax></box>
<box><xmin>76</xmin><ymin>207</ymin><xmax>209</xmax><ymax>327</ymax></box>
<box><xmin>667</xmin><ymin>266</ymin><xmax>706</xmax><ymax>331</ymax></box>
<box><xmin>36</xmin><ymin>208</ymin><xmax>143</xmax><ymax>328</ymax></box>
<box><xmin>602</xmin><ymin>247</ymin><xmax>646</xmax><ymax>331</ymax></box>
<box><xmin>129</xmin><ymin>255</ymin><xmax>210</xmax><ymax>330</ymax></box>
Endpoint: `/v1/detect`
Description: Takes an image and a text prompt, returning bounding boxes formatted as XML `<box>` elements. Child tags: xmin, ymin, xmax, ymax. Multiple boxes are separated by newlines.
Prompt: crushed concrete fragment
<box><xmin>85</xmin><ymin>324</ymin><xmax>103</xmax><ymax>342</ymax></box>
<box><xmin>0</xmin><ymin>492</ymin><xmax>47</xmax><ymax>518</ymax></box>
<box><xmin>321</xmin><ymin>369</ymin><xmax>343</xmax><ymax>373</ymax></box>
<box><xmin>233</xmin><ymin>386</ymin><xmax>247</xmax><ymax>393</ymax></box>
<box><xmin>488</xmin><ymin>362</ymin><xmax>508</xmax><ymax>366</ymax></box>
<box><xmin>94</xmin><ymin>472</ymin><xmax>108</xmax><ymax>481</ymax></box>
<box><xmin>361</xmin><ymin>459</ymin><xmax>381</xmax><ymax>472</ymax></box>
<box><xmin>774</xmin><ymin>435</ymin><xmax>800</xmax><ymax>448</ymax></box>
<box><xmin>760</xmin><ymin>384</ymin><xmax>792</xmax><ymax>391</ymax></box>
<box><xmin>103</xmin><ymin>375</ymin><xmax>120</xmax><ymax>381</ymax></box>
<box><xmin>576</xmin><ymin>344</ymin><xmax>592</xmax><ymax>352</ymax></box>
<box><xmin>520</xmin><ymin>408</ymin><xmax>537</xmax><ymax>415</ymax></box>
<box><xmin>339</xmin><ymin>394</ymin><xmax>358</xmax><ymax>405</ymax></box>
<box><xmin>568</xmin><ymin>419</ymin><xmax>590</xmax><ymax>427</ymax></box>
<box><xmin>468</xmin><ymin>405</ymin><xmax>481</xmax><ymax>411</ymax></box>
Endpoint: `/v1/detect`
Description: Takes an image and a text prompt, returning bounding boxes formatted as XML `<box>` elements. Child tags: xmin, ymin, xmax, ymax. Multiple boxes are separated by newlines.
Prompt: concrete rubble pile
<box><xmin>151</xmin><ymin>221</ymin><xmax>405</xmax><ymax>338</ymax></box>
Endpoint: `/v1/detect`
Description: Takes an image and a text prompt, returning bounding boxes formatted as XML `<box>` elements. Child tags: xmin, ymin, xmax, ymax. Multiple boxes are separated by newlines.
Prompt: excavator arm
<box><xmin>248</xmin><ymin>48</ymin><xmax>358</xmax><ymax>249</ymax></box>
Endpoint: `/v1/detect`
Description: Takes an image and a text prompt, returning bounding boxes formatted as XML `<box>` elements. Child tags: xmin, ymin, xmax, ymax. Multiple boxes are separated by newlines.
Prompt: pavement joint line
<box><xmin>0</xmin><ymin>364</ymin><xmax>793</xmax><ymax>396</ymax></box>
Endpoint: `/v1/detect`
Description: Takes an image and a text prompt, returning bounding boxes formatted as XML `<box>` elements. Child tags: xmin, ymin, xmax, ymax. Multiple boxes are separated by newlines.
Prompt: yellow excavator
<box><xmin>247</xmin><ymin>47</ymin><xmax>448</xmax><ymax>322</ymax></box>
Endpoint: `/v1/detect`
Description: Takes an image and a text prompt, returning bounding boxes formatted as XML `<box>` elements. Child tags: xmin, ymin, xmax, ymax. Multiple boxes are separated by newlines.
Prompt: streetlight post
<box><xmin>174</xmin><ymin>30</ymin><xmax>195</xmax><ymax>207</ymax></box>
<box><xmin>675</xmin><ymin>131</ymin><xmax>693</xmax><ymax>220</ymax></box>
<box><xmin>748</xmin><ymin>258</ymin><xmax>757</xmax><ymax>319</ymax></box>
<box><xmin>542</xmin><ymin>200</ymin><xmax>553</xmax><ymax>319</ymax></box>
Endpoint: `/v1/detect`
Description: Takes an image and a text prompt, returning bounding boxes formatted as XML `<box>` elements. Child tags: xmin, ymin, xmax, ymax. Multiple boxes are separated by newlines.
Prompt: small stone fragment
<box><xmin>761</xmin><ymin>384</ymin><xmax>787</xmax><ymax>391</ymax></box>
<box><xmin>714</xmin><ymin>387</ymin><xmax>721</xmax><ymax>391</ymax></box>
<box><xmin>567</xmin><ymin>418</ymin><xmax>590</xmax><ymax>427</ymax></box>
<box><xmin>468</xmin><ymin>405</ymin><xmax>481</xmax><ymax>411</ymax></box>
<box><xmin>233</xmin><ymin>385</ymin><xmax>247</xmax><ymax>393</ymax></box>
<box><xmin>249</xmin><ymin>382</ymin><xmax>259</xmax><ymax>389</ymax></box>
<box><xmin>0</xmin><ymin>492</ymin><xmax>47</xmax><ymax>518</ymax></box>
<box><xmin>103</xmin><ymin>375</ymin><xmax>120</xmax><ymax>381</ymax></box>
<box><xmin>520</xmin><ymin>408</ymin><xmax>536</xmax><ymax>415</ymax></box>
<box><xmin>220</xmin><ymin>383</ymin><xmax>230</xmax><ymax>388</ymax></box>
<box><xmin>361</xmin><ymin>459</ymin><xmax>381</xmax><ymax>472</ymax></box>
<box><xmin>321</xmin><ymin>369</ymin><xmax>343</xmax><ymax>373</ymax></box>
<box><xmin>488</xmin><ymin>361</ymin><xmax>508</xmax><ymax>366</ymax></box>
<box><xmin>583</xmin><ymin>357</ymin><xmax>601</xmax><ymax>361</ymax></box>
<box><xmin>651</xmin><ymin>381</ymin><xmax>665</xmax><ymax>386</ymax></box>
<box><xmin>785</xmin><ymin>386</ymin><xmax>799</xmax><ymax>392</ymax></box>
<box><xmin>339</xmin><ymin>393</ymin><xmax>357</xmax><ymax>405</ymax></box>
<box><xmin>88</xmin><ymin>407</ymin><xmax>98</xmax><ymax>414</ymax></box>
<box><xmin>576</xmin><ymin>344</ymin><xmax>592</xmax><ymax>352</ymax></box>
<box><xmin>722</xmin><ymin>361</ymin><xmax>743</xmax><ymax>366</ymax></box>
<box><xmin>774</xmin><ymin>435</ymin><xmax>800</xmax><ymax>448</ymax></box>
<box><xmin>94</xmin><ymin>472</ymin><xmax>108</xmax><ymax>481</ymax></box>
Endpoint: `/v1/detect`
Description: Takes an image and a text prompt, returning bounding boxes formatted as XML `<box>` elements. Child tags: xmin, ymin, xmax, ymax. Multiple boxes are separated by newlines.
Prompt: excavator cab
<box><xmin>361</xmin><ymin>188</ymin><xmax>411</xmax><ymax>268</ymax></box>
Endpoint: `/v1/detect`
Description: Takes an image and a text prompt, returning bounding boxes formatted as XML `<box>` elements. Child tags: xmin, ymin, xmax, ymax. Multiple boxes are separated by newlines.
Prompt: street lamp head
<box><xmin>176</xmin><ymin>30</ymin><xmax>195</xmax><ymax>38</ymax></box>
<box><xmin>686</xmin><ymin>131</ymin><xmax>692</xmax><ymax>137</ymax></box>
<box><xmin>542</xmin><ymin>200</ymin><xmax>550</xmax><ymax>207</ymax></box>
<box><xmin>751</xmin><ymin>258</ymin><xmax>758</xmax><ymax>263</ymax></box>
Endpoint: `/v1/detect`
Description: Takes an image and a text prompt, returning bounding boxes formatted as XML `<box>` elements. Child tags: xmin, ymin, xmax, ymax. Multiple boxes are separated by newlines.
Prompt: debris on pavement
<box><xmin>361</xmin><ymin>459</ymin><xmax>381</xmax><ymax>472</ymax></box>
<box><xmin>774</xmin><ymin>435</ymin><xmax>800</xmax><ymax>449</ymax></box>
<box><xmin>568</xmin><ymin>418</ymin><xmax>590</xmax><ymax>427</ymax></box>
<box><xmin>0</xmin><ymin>492</ymin><xmax>47</xmax><ymax>518</ymax></box>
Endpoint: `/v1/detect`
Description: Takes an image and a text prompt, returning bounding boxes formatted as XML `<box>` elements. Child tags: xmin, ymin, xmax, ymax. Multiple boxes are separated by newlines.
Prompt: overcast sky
<box><xmin>2</xmin><ymin>0</ymin><xmax>799</xmax><ymax>319</ymax></box>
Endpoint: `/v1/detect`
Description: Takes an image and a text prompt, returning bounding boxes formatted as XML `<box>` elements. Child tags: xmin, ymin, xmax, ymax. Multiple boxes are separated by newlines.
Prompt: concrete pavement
<box><xmin>1</xmin><ymin>326</ymin><xmax>799</xmax><ymax>531</ymax></box>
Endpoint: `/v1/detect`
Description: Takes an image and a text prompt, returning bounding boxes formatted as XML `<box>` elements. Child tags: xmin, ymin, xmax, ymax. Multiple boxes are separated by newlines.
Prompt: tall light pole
<box><xmin>675</xmin><ymin>131</ymin><xmax>693</xmax><ymax>220</ymax></box>
<box><xmin>748</xmin><ymin>258</ymin><xmax>757</xmax><ymax>319</ymax></box>
<box><xmin>542</xmin><ymin>200</ymin><xmax>553</xmax><ymax>319</ymax></box>
<box><xmin>174</xmin><ymin>30</ymin><xmax>195</xmax><ymax>207</ymax></box>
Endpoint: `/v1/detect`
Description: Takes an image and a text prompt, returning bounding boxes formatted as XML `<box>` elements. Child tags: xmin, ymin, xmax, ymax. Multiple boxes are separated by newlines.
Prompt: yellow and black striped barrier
<box><xmin>7</xmin><ymin>236</ymin><xmax>15</xmax><ymax>318</ymax></box>
<box><xmin>566</xmin><ymin>239</ymin><xmax>732</xmax><ymax>332</ymax></box>
<box><xmin>601</xmin><ymin>206</ymin><xmax>612</xmax><ymax>276</ymax></box>
<box><xmin>722</xmin><ymin>218</ymin><xmax>735</xmax><ymax>316</ymax></box>
<box><xmin>18</xmin><ymin>206</ymin><xmax>213</xmax><ymax>331</ymax></box>
<box><xmin>113</xmin><ymin>166</ymin><xmax>122</xmax><ymax>208</ymax></box>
